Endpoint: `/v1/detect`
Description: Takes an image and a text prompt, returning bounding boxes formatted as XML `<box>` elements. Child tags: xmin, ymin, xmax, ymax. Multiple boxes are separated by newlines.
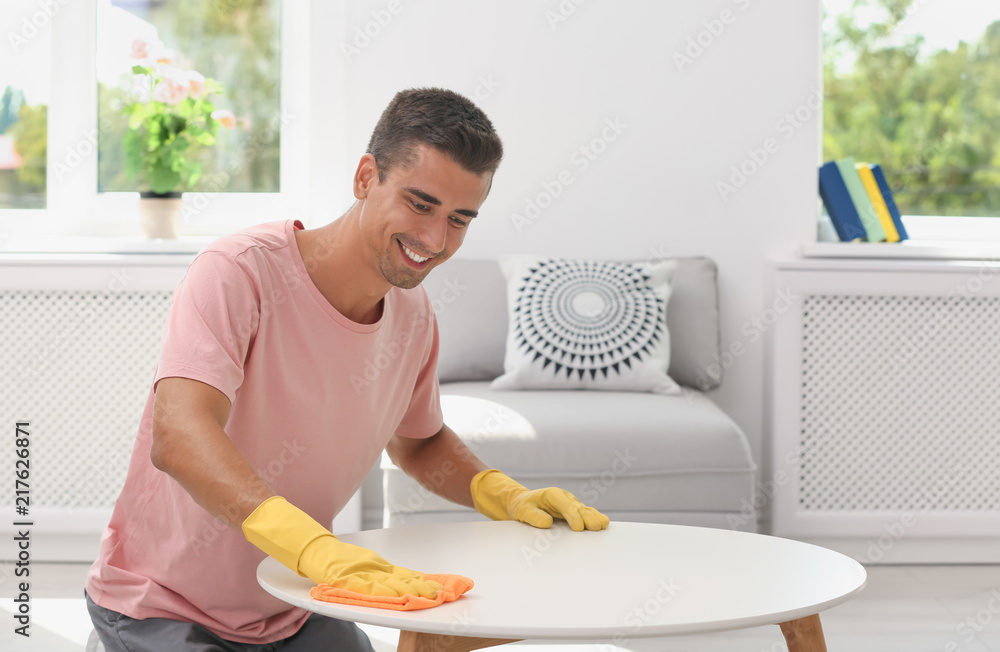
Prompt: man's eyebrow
<box><xmin>404</xmin><ymin>186</ymin><xmax>478</xmax><ymax>218</ymax></box>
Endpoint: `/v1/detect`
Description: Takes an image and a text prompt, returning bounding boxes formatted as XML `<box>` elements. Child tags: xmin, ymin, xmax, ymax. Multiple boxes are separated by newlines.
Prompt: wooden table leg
<box><xmin>778</xmin><ymin>613</ymin><xmax>827</xmax><ymax>652</ymax></box>
<box><xmin>396</xmin><ymin>630</ymin><xmax>521</xmax><ymax>652</ymax></box>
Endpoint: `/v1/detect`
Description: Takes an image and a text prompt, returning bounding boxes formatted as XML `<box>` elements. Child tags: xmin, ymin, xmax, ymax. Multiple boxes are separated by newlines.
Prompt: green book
<box><xmin>835</xmin><ymin>157</ymin><xmax>886</xmax><ymax>242</ymax></box>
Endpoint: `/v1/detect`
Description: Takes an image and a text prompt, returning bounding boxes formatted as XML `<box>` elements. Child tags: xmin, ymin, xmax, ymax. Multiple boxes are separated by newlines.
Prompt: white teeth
<box><xmin>401</xmin><ymin>243</ymin><xmax>429</xmax><ymax>263</ymax></box>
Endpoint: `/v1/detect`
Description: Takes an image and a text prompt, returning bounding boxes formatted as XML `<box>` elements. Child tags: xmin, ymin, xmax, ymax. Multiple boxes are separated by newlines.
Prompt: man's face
<box><xmin>356</xmin><ymin>144</ymin><xmax>492</xmax><ymax>289</ymax></box>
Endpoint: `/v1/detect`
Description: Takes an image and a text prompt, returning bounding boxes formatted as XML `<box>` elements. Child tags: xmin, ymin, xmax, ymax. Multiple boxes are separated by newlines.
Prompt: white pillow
<box><xmin>491</xmin><ymin>256</ymin><xmax>681</xmax><ymax>395</ymax></box>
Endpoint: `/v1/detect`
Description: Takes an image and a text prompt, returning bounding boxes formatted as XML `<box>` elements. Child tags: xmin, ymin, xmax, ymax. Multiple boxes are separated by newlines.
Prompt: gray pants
<box><xmin>86</xmin><ymin>590</ymin><xmax>375</xmax><ymax>652</ymax></box>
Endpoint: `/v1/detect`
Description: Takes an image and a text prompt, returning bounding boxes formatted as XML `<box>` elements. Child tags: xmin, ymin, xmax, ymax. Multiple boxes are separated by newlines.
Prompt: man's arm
<box><xmin>384</xmin><ymin>424</ymin><xmax>488</xmax><ymax>509</ymax></box>
<box><xmin>150</xmin><ymin>376</ymin><xmax>442</xmax><ymax>597</ymax></box>
<box><xmin>386</xmin><ymin>424</ymin><xmax>609</xmax><ymax>531</ymax></box>
<box><xmin>149</xmin><ymin>376</ymin><xmax>274</xmax><ymax>526</ymax></box>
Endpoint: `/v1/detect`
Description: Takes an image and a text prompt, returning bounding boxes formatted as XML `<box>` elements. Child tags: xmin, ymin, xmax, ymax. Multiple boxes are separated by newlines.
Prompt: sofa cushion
<box><xmin>382</xmin><ymin>381</ymin><xmax>756</xmax><ymax>524</ymax></box>
<box><xmin>421</xmin><ymin>257</ymin><xmax>722</xmax><ymax>389</ymax></box>
<box><xmin>491</xmin><ymin>256</ymin><xmax>680</xmax><ymax>395</ymax></box>
<box><xmin>421</xmin><ymin>260</ymin><xmax>509</xmax><ymax>383</ymax></box>
<box><xmin>666</xmin><ymin>257</ymin><xmax>722</xmax><ymax>389</ymax></box>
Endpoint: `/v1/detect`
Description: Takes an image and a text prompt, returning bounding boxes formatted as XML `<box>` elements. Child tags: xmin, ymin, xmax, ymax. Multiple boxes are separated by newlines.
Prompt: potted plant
<box><xmin>122</xmin><ymin>38</ymin><xmax>233</xmax><ymax>238</ymax></box>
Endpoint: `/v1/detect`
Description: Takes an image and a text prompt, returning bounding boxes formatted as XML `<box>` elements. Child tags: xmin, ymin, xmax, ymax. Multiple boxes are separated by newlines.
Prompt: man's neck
<box><xmin>294</xmin><ymin>212</ymin><xmax>389</xmax><ymax>325</ymax></box>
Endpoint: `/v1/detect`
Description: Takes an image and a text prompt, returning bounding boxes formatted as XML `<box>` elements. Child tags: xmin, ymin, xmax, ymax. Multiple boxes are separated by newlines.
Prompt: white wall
<box><xmin>319</xmin><ymin>0</ymin><xmax>821</xmax><ymax>474</ymax></box>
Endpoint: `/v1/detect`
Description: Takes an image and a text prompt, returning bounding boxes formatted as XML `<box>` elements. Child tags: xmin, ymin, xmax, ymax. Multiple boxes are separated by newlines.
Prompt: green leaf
<box><xmin>166</xmin><ymin>114</ymin><xmax>187</xmax><ymax>136</ymax></box>
<box><xmin>146</xmin><ymin>122</ymin><xmax>164</xmax><ymax>152</ymax></box>
<box><xmin>128</xmin><ymin>107</ymin><xmax>147</xmax><ymax>131</ymax></box>
<box><xmin>131</xmin><ymin>65</ymin><xmax>152</xmax><ymax>76</ymax></box>
<box><xmin>149</xmin><ymin>165</ymin><xmax>182</xmax><ymax>194</ymax></box>
<box><xmin>194</xmin><ymin>131</ymin><xmax>216</xmax><ymax>146</ymax></box>
<box><xmin>187</xmin><ymin>162</ymin><xmax>203</xmax><ymax>186</ymax></box>
<box><xmin>122</xmin><ymin>129</ymin><xmax>144</xmax><ymax>178</ymax></box>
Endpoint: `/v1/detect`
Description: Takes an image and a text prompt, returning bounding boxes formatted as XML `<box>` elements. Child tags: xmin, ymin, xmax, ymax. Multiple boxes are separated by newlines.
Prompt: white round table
<box><xmin>257</xmin><ymin>520</ymin><xmax>866</xmax><ymax>651</ymax></box>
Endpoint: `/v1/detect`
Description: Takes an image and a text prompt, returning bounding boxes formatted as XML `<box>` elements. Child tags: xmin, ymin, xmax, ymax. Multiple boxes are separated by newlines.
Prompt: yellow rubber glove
<box><xmin>470</xmin><ymin>469</ymin><xmax>610</xmax><ymax>532</ymax></box>
<box><xmin>242</xmin><ymin>496</ymin><xmax>442</xmax><ymax>598</ymax></box>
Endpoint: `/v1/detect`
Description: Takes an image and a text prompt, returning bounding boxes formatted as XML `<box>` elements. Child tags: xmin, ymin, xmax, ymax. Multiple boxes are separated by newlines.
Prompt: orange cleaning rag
<box><xmin>309</xmin><ymin>574</ymin><xmax>474</xmax><ymax>611</ymax></box>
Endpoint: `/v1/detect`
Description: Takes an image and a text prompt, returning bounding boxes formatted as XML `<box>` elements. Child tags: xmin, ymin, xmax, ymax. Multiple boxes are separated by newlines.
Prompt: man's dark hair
<box><xmin>367</xmin><ymin>87</ymin><xmax>503</xmax><ymax>181</ymax></box>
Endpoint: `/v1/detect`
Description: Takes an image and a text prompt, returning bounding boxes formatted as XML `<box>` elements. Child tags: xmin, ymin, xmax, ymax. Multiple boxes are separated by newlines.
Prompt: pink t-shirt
<box><xmin>86</xmin><ymin>219</ymin><xmax>444</xmax><ymax>643</ymax></box>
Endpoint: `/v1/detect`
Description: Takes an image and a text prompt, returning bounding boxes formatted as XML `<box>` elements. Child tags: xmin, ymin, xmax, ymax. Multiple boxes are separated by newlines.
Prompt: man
<box><xmin>86</xmin><ymin>88</ymin><xmax>609</xmax><ymax>651</ymax></box>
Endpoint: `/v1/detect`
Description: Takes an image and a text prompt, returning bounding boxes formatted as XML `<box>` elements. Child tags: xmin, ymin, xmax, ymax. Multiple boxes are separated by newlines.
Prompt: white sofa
<box><xmin>361</xmin><ymin>257</ymin><xmax>758</xmax><ymax>532</ymax></box>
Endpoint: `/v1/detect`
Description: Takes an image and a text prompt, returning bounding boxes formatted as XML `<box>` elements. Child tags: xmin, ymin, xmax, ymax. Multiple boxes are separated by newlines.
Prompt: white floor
<box><xmin>2</xmin><ymin>563</ymin><xmax>1000</xmax><ymax>651</ymax></box>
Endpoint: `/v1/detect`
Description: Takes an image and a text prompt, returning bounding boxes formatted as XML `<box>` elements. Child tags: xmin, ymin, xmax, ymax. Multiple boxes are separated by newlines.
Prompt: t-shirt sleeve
<box><xmin>394</xmin><ymin>297</ymin><xmax>445</xmax><ymax>439</ymax></box>
<box><xmin>153</xmin><ymin>251</ymin><xmax>260</xmax><ymax>405</ymax></box>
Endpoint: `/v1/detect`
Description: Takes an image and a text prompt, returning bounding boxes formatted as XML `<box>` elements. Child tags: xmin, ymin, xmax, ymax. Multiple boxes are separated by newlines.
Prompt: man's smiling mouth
<box><xmin>399</xmin><ymin>241</ymin><xmax>431</xmax><ymax>264</ymax></box>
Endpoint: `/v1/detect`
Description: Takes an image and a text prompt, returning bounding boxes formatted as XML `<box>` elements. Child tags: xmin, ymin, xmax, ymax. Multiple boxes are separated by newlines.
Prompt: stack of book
<box><xmin>818</xmin><ymin>157</ymin><xmax>909</xmax><ymax>243</ymax></box>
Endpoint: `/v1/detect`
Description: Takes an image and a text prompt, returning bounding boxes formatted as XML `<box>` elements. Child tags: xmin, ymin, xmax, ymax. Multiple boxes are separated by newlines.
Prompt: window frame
<box><xmin>0</xmin><ymin>0</ymin><xmax>340</xmax><ymax>243</ymax></box>
<box><xmin>818</xmin><ymin>0</ymin><xmax>1000</xmax><ymax>245</ymax></box>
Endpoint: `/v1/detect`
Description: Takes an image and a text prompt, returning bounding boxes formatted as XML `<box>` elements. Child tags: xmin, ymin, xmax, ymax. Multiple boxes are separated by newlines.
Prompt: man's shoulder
<box><xmin>185</xmin><ymin>221</ymin><xmax>299</xmax><ymax>283</ymax></box>
<box><xmin>199</xmin><ymin>220</ymin><xmax>297</xmax><ymax>260</ymax></box>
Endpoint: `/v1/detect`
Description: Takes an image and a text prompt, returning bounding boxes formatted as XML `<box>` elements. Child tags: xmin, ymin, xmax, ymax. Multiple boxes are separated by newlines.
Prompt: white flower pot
<box><xmin>138</xmin><ymin>192</ymin><xmax>183</xmax><ymax>239</ymax></box>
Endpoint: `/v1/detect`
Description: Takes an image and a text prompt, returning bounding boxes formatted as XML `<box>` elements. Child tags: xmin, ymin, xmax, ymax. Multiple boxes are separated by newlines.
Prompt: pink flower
<box><xmin>187</xmin><ymin>71</ymin><xmax>207</xmax><ymax>99</ymax></box>
<box><xmin>211</xmin><ymin>109</ymin><xmax>236</xmax><ymax>129</ymax></box>
<box><xmin>156</xmin><ymin>48</ymin><xmax>176</xmax><ymax>65</ymax></box>
<box><xmin>152</xmin><ymin>61</ymin><xmax>173</xmax><ymax>78</ymax></box>
<box><xmin>153</xmin><ymin>70</ymin><xmax>190</xmax><ymax>105</ymax></box>
<box><xmin>129</xmin><ymin>38</ymin><xmax>149</xmax><ymax>60</ymax></box>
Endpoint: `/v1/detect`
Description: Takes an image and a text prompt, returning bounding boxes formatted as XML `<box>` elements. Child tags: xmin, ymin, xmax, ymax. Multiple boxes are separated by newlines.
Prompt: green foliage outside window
<box><xmin>0</xmin><ymin>91</ymin><xmax>45</xmax><ymax>209</ymax></box>
<box><xmin>7</xmin><ymin>104</ymin><xmax>46</xmax><ymax>190</ymax></box>
<box><xmin>824</xmin><ymin>0</ymin><xmax>1000</xmax><ymax>217</ymax></box>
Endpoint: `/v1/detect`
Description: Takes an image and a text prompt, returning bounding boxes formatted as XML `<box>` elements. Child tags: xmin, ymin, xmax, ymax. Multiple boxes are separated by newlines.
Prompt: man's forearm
<box><xmin>151</xmin><ymin>377</ymin><xmax>275</xmax><ymax>529</ymax></box>
<box><xmin>153</xmin><ymin>417</ymin><xmax>275</xmax><ymax>527</ymax></box>
<box><xmin>385</xmin><ymin>425</ymin><xmax>489</xmax><ymax>508</ymax></box>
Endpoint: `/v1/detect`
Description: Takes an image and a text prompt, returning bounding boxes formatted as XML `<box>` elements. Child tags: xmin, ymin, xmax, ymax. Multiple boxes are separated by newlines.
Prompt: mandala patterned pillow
<box><xmin>491</xmin><ymin>256</ymin><xmax>680</xmax><ymax>394</ymax></box>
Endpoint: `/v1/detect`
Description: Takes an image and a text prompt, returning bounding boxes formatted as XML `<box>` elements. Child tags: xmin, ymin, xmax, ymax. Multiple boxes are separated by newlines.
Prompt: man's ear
<box><xmin>353</xmin><ymin>153</ymin><xmax>379</xmax><ymax>200</ymax></box>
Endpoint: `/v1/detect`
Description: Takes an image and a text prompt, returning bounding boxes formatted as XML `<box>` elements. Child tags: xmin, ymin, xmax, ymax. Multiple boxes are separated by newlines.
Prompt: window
<box><xmin>1</xmin><ymin>0</ymin><xmax>51</xmax><ymax>210</ymax></box>
<box><xmin>823</xmin><ymin>0</ymin><xmax>1000</xmax><ymax>219</ymax></box>
<box><xmin>96</xmin><ymin>0</ymin><xmax>281</xmax><ymax>194</ymax></box>
<box><xmin>0</xmin><ymin>0</ymin><xmax>318</xmax><ymax>241</ymax></box>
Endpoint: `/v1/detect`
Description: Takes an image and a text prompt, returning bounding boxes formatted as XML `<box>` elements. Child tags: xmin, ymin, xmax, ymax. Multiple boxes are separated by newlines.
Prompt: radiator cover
<box><xmin>0</xmin><ymin>260</ymin><xmax>188</xmax><ymax>560</ymax></box>
<box><xmin>799</xmin><ymin>294</ymin><xmax>1000</xmax><ymax>513</ymax></box>
<box><xmin>770</xmin><ymin>260</ymin><xmax>1000</xmax><ymax>541</ymax></box>
<box><xmin>0</xmin><ymin>289</ymin><xmax>173</xmax><ymax>512</ymax></box>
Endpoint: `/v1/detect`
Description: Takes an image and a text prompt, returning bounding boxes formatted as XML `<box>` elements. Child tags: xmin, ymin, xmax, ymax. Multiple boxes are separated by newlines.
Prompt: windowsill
<box><xmin>807</xmin><ymin>215</ymin><xmax>1000</xmax><ymax>261</ymax></box>
<box><xmin>802</xmin><ymin>240</ymin><xmax>1000</xmax><ymax>261</ymax></box>
<box><xmin>0</xmin><ymin>192</ymin><xmax>307</xmax><ymax>254</ymax></box>
<box><xmin>0</xmin><ymin>233</ymin><xmax>215</xmax><ymax>255</ymax></box>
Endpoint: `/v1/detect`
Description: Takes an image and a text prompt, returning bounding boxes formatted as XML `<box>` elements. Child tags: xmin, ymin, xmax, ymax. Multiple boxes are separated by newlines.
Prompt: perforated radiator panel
<box><xmin>0</xmin><ymin>290</ymin><xmax>173</xmax><ymax>511</ymax></box>
<box><xmin>799</xmin><ymin>294</ymin><xmax>1000</xmax><ymax>513</ymax></box>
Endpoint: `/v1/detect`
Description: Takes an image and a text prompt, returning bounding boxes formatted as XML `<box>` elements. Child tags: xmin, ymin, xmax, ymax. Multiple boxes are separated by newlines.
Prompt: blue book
<box><xmin>819</xmin><ymin>161</ymin><xmax>868</xmax><ymax>242</ymax></box>
<box><xmin>869</xmin><ymin>164</ymin><xmax>909</xmax><ymax>241</ymax></box>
